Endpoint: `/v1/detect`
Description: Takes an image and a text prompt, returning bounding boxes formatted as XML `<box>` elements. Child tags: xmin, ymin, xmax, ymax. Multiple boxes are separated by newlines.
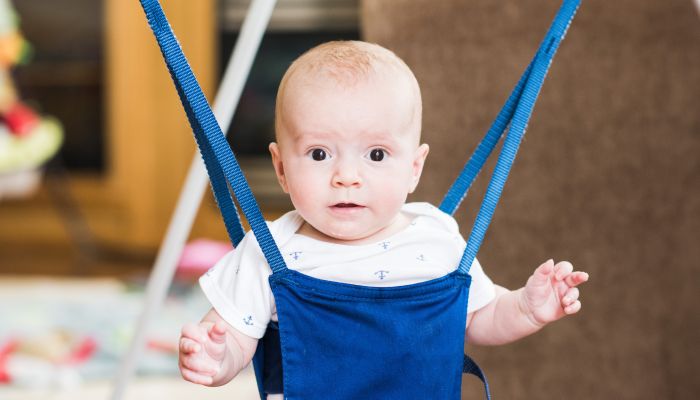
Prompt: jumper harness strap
<box><xmin>139</xmin><ymin>0</ymin><xmax>287</xmax><ymax>274</ymax></box>
<box><xmin>442</xmin><ymin>0</ymin><xmax>582</xmax><ymax>275</ymax></box>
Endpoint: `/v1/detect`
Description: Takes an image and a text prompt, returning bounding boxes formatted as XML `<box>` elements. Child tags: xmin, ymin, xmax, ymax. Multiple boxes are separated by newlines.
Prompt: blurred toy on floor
<box><xmin>176</xmin><ymin>239</ymin><xmax>233</xmax><ymax>281</ymax></box>
<box><xmin>0</xmin><ymin>276</ymin><xmax>213</xmax><ymax>391</ymax></box>
<box><xmin>0</xmin><ymin>0</ymin><xmax>62</xmax><ymax>200</ymax></box>
<box><xmin>0</xmin><ymin>331</ymin><xmax>95</xmax><ymax>389</ymax></box>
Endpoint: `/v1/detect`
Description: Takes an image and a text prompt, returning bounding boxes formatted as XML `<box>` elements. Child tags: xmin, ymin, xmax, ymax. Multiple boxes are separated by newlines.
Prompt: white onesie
<box><xmin>199</xmin><ymin>202</ymin><xmax>496</xmax><ymax>339</ymax></box>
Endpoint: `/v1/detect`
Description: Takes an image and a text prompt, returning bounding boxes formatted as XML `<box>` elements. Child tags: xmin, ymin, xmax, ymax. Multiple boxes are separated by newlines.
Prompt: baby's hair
<box><xmin>275</xmin><ymin>40</ymin><xmax>422</xmax><ymax>140</ymax></box>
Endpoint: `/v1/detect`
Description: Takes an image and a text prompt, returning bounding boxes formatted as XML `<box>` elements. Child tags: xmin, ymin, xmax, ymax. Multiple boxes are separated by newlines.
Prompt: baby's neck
<box><xmin>296</xmin><ymin>212</ymin><xmax>412</xmax><ymax>246</ymax></box>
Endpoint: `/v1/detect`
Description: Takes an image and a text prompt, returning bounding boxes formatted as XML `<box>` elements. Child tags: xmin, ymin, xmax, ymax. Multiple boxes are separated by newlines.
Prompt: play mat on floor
<box><xmin>0</xmin><ymin>276</ymin><xmax>209</xmax><ymax>390</ymax></box>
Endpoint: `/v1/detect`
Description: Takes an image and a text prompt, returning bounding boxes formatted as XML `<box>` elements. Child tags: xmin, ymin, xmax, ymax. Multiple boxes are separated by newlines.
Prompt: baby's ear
<box><xmin>409</xmin><ymin>143</ymin><xmax>430</xmax><ymax>193</ymax></box>
<box><xmin>269</xmin><ymin>143</ymin><xmax>289</xmax><ymax>193</ymax></box>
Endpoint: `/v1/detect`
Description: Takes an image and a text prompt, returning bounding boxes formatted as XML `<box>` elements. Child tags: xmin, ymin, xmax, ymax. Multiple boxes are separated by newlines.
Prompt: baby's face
<box><xmin>270</xmin><ymin>74</ymin><xmax>428</xmax><ymax>244</ymax></box>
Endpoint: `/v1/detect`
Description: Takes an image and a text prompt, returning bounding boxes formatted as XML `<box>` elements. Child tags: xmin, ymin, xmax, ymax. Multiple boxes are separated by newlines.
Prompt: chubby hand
<box><xmin>179</xmin><ymin>320</ymin><xmax>228</xmax><ymax>385</ymax></box>
<box><xmin>521</xmin><ymin>259</ymin><xmax>589</xmax><ymax>327</ymax></box>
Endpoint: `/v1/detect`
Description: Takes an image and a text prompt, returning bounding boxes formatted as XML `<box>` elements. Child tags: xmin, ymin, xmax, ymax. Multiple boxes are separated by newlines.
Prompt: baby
<box><xmin>179</xmin><ymin>41</ymin><xmax>588</xmax><ymax>397</ymax></box>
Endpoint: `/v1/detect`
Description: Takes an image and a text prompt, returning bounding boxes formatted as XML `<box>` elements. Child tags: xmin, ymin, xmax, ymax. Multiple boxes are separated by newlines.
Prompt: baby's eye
<box><xmin>368</xmin><ymin>148</ymin><xmax>385</xmax><ymax>162</ymax></box>
<box><xmin>310</xmin><ymin>148</ymin><xmax>327</xmax><ymax>161</ymax></box>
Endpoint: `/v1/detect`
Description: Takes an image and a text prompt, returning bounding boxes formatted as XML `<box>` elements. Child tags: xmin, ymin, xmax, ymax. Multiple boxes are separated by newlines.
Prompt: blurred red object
<box><xmin>176</xmin><ymin>239</ymin><xmax>233</xmax><ymax>280</ymax></box>
<box><xmin>62</xmin><ymin>336</ymin><xmax>97</xmax><ymax>366</ymax></box>
<box><xmin>3</xmin><ymin>102</ymin><xmax>39</xmax><ymax>136</ymax></box>
<box><xmin>0</xmin><ymin>338</ymin><xmax>19</xmax><ymax>383</ymax></box>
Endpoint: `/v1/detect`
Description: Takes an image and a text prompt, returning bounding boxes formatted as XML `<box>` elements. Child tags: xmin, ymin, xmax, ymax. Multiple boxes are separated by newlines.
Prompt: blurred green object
<box><xmin>0</xmin><ymin>118</ymin><xmax>62</xmax><ymax>173</ymax></box>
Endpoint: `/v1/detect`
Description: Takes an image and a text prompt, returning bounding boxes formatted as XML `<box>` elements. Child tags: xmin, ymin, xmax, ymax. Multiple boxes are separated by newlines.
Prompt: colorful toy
<box><xmin>0</xmin><ymin>0</ymin><xmax>62</xmax><ymax>200</ymax></box>
<box><xmin>176</xmin><ymin>239</ymin><xmax>233</xmax><ymax>280</ymax></box>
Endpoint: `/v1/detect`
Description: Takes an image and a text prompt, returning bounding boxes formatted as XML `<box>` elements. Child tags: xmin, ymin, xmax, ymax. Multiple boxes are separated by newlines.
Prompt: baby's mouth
<box><xmin>332</xmin><ymin>203</ymin><xmax>363</xmax><ymax>209</ymax></box>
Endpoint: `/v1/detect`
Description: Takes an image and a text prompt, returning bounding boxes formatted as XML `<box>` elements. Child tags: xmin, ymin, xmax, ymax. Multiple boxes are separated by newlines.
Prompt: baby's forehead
<box><xmin>276</xmin><ymin>41</ymin><xmax>422</xmax><ymax>141</ymax></box>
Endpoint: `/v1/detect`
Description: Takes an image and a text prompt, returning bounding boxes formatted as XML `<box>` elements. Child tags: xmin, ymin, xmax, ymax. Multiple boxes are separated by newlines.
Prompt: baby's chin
<box><xmin>326</xmin><ymin>229</ymin><xmax>378</xmax><ymax>243</ymax></box>
<box><xmin>300</xmin><ymin>213</ymin><xmax>411</xmax><ymax>245</ymax></box>
<box><xmin>297</xmin><ymin>220</ymin><xmax>382</xmax><ymax>245</ymax></box>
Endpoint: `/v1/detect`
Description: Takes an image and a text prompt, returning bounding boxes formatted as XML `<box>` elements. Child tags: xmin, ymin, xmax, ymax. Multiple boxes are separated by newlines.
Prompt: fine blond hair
<box><xmin>274</xmin><ymin>40</ymin><xmax>422</xmax><ymax>140</ymax></box>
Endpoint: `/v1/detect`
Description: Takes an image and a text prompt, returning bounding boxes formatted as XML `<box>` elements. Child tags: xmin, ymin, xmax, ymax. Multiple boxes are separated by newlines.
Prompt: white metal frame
<box><xmin>110</xmin><ymin>1</ymin><xmax>277</xmax><ymax>398</ymax></box>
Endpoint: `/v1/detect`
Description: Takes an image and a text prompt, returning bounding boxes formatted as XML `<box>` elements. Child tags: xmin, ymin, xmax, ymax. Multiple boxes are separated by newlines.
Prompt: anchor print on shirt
<box><xmin>288</xmin><ymin>251</ymin><xmax>303</xmax><ymax>261</ymax></box>
<box><xmin>379</xmin><ymin>241</ymin><xmax>391</xmax><ymax>250</ymax></box>
<box><xmin>374</xmin><ymin>270</ymin><xmax>390</xmax><ymax>280</ymax></box>
<box><xmin>243</xmin><ymin>316</ymin><xmax>254</xmax><ymax>326</ymax></box>
<box><xmin>416</xmin><ymin>254</ymin><xmax>426</xmax><ymax>262</ymax></box>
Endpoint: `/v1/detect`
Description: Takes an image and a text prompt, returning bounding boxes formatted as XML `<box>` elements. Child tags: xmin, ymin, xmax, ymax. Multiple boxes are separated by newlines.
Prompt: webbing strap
<box><xmin>438</xmin><ymin>60</ymin><xmax>533</xmax><ymax>216</ymax></box>
<box><xmin>452</xmin><ymin>0</ymin><xmax>581</xmax><ymax>274</ymax></box>
<box><xmin>463</xmin><ymin>354</ymin><xmax>491</xmax><ymax>400</ymax></box>
<box><xmin>139</xmin><ymin>0</ymin><xmax>288</xmax><ymax>274</ymax></box>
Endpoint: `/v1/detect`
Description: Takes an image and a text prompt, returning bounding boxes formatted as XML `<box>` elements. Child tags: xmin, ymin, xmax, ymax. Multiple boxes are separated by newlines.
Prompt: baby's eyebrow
<box><xmin>289</xmin><ymin>128</ymin><xmax>334</xmax><ymax>140</ymax></box>
<box><xmin>358</xmin><ymin>132</ymin><xmax>403</xmax><ymax>146</ymax></box>
<box><xmin>290</xmin><ymin>128</ymin><xmax>401</xmax><ymax>147</ymax></box>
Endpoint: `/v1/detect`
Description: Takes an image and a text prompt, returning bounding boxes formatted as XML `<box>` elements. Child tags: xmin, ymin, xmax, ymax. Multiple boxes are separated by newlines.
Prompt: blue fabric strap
<box><xmin>463</xmin><ymin>354</ymin><xmax>491</xmax><ymax>400</ymax></box>
<box><xmin>438</xmin><ymin>60</ymin><xmax>533</xmax><ymax>216</ymax></box>
<box><xmin>451</xmin><ymin>0</ymin><xmax>581</xmax><ymax>274</ymax></box>
<box><xmin>139</xmin><ymin>0</ymin><xmax>288</xmax><ymax>273</ymax></box>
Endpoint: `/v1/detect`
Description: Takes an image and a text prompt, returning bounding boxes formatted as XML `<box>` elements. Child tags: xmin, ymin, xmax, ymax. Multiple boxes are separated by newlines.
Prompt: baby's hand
<box><xmin>179</xmin><ymin>320</ymin><xmax>228</xmax><ymax>385</ymax></box>
<box><xmin>521</xmin><ymin>259</ymin><xmax>589</xmax><ymax>327</ymax></box>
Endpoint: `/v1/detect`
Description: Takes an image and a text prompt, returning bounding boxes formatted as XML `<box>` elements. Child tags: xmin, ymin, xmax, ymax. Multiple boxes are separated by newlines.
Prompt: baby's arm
<box><xmin>179</xmin><ymin>308</ymin><xmax>258</xmax><ymax>386</ymax></box>
<box><xmin>467</xmin><ymin>259</ymin><xmax>588</xmax><ymax>346</ymax></box>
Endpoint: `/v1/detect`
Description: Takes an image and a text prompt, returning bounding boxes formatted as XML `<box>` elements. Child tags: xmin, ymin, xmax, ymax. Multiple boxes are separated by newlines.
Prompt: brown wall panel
<box><xmin>363</xmin><ymin>1</ymin><xmax>699</xmax><ymax>398</ymax></box>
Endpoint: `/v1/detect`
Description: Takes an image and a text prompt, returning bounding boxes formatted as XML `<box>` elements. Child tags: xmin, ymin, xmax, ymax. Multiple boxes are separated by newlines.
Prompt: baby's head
<box><xmin>269</xmin><ymin>41</ymin><xmax>429</xmax><ymax>244</ymax></box>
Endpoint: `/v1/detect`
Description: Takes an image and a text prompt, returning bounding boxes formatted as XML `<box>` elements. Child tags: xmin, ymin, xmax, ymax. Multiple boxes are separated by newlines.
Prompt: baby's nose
<box><xmin>332</xmin><ymin>160</ymin><xmax>362</xmax><ymax>187</ymax></box>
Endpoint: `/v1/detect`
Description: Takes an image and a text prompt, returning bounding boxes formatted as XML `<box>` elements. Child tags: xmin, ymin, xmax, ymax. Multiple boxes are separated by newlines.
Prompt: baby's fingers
<box><xmin>180</xmin><ymin>365</ymin><xmax>214</xmax><ymax>385</ymax></box>
<box><xmin>181</xmin><ymin>323</ymin><xmax>207</xmax><ymax>342</ymax></box>
<box><xmin>561</xmin><ymin>287</ymin><xmax>579</xmax><ymax>307</ymax></box>
<box><xmin>564</xmin><ymin>271</ymin><xmax>589</xmax><ymax>287</ymax></box>
<box><xmin>530</xmin><ymin>259</ymin><xmax>555</xmax><ymax>286</ymax></box>
<box><xmin>561</xmin><ymin>287</ymin><xmax>582</xmax><ymax>315</ymax></box>
<box><xmin>563</xmin><ymin>300</ymin><xmax>581</xmax><ymax>315</ymax></box>
<box><xmin>180</xmin><ymin>353</ymin><xmax>220</xmax><ymax>377</ymax></box>
<box><xmin>180</xmin><ymin>337</ymin><xmax>201</xmax><ymax>355</ymax></box>
<box><xmin>553</xmin><ymin>261</ymin><xmax>574</xmax><ymax>281</ymax></box>
<box><xmin>208</xmin><ymin>320</ymin><xmax>228</xmax><ymax>345</ymax></box>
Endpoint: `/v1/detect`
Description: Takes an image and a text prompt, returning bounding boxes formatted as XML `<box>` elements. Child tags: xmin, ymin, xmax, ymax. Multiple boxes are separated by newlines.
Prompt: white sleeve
<box><xmin>466</xmin><ymin>258</ymin><xmax>495</xmax><ymax>313</ymax></box>
<box><xmin>198</xmin><ymin>232</ymin><xmax>275</xmax><ymax>339</ymax></box>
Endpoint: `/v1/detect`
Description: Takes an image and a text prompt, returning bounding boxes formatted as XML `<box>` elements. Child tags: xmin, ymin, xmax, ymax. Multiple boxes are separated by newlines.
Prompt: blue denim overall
<box><xmin>270</xmin><ymin>267</ymin><xmax>471</xmax><ymax>398</ymax></box>
<box><xmin>139</xmin><ymin>0</ymin><xmax>581</xmax><ymax>398</ymax></box>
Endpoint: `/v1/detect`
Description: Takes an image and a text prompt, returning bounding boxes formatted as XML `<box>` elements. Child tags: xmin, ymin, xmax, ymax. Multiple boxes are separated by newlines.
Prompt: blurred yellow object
<box><xmin>0</xmin><ymin>0</ymin><xmax>31</xmax><ymax>67</ymax></box>
<box><xmin>0</xmin><ymin>31</ymin><xmax>29</xmax><ymax>67</ymax></box>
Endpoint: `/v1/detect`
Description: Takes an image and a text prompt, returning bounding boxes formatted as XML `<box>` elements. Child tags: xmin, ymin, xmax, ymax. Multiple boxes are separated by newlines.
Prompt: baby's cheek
<box><xmin>287</xmin><ymin>180</ymin><xmax>327</xmax><ymax>224</ymax></box>
<box><xmin>286</xmin><ymin>169</ymin><xmax>323</xmax><ymax>202</ymax></box>
<box><xmin>373</xmin><ymin>179</ymin><xmax>410</xmax><ymax>211</ymax></box>
<box><xmin>289</xmin><ymin>188</ymin><xmax>319</xmax><ymax>217</ymax></box>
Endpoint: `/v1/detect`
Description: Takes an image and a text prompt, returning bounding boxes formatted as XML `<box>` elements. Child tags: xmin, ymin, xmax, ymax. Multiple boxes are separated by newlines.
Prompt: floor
<box><xmin>0</xmin><ymin>178</ymin><xmax>263</xmax><ymax>399</ymax></box>
<box><xmin>0</xmin><ymin>275</ymin><xmax>261</xmax><ymax>399</ymax></box>
<box><xmin>0</xmin><ymin>371</ymin><xmax>259</xmax><ymax>400</ymax></box>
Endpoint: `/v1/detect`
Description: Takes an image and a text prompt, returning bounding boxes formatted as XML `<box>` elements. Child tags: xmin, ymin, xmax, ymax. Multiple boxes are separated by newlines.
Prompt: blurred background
<box><xmin>0</xmin><ymin>0</ymin><xmax>697</xmax><ymax>399</ymax></box>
